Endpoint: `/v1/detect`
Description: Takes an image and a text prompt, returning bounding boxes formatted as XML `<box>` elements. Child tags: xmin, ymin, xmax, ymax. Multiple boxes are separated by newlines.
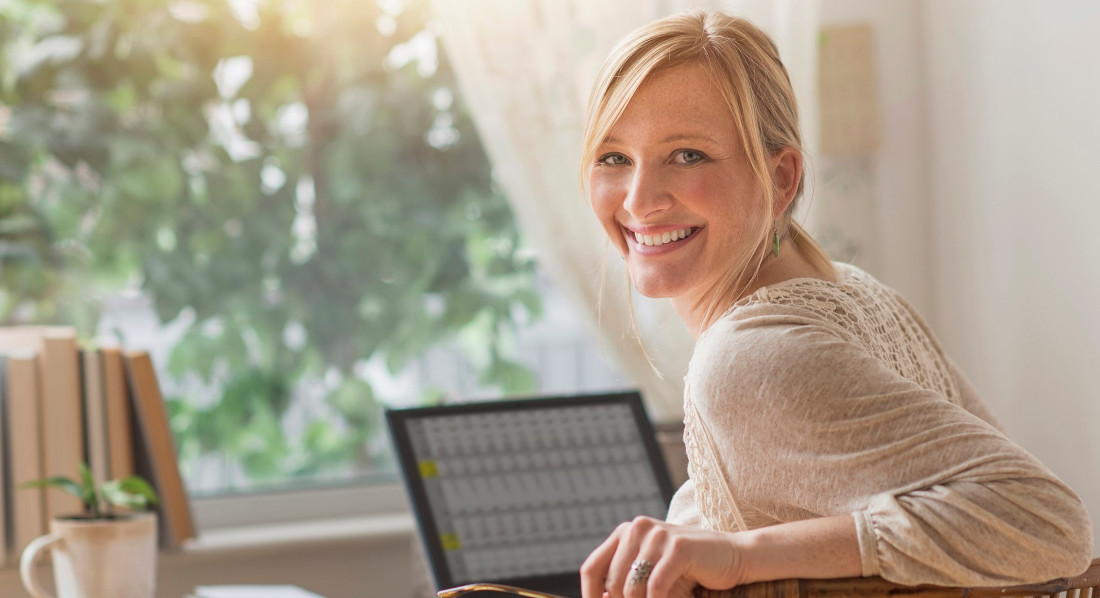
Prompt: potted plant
<box><xmin>19</xmin><ymin>463</ymin><xmax>160</xmax><ymax>598</ymax></box>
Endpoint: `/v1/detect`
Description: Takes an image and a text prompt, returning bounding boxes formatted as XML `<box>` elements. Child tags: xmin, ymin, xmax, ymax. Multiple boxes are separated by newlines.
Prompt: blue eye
<box><xmin>673</xmin><ymin>150</ymin><xmax>706</xmax><ymax>164</ymax></box>
<box><xmin>597</xmin><ymin>153</ymin><xmax>629</xmax><ymax>166</ymax></box>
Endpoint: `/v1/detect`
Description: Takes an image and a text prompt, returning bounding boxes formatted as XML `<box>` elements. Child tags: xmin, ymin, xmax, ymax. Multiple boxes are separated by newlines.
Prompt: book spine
<box><xmin>124</xmin><ymin>350</ymin><xmax>195</xmax><ymax>549</ymax></box>
<box><xmin>101</xmin><ymin>347</ymin><xmax>135</xmax><ymax>480</ymax></box>
<box><xmin>38</xmin><ymin>328</ymin><xmax>85</xmax><ymax>518</ymax></box>
<box><xmin>0</xmin><ymin>356</ymin><xmax>9</xmax><ymax>566</ymax></box>
<box><xmin>80</xmin><ymin>348</ymin><xmax>110</xmax><ymax>488</ymax></box>
<box><xmin>6</xmin><ymin>352</ymin><xmax>47</xmax><ymax>556</ymax></box>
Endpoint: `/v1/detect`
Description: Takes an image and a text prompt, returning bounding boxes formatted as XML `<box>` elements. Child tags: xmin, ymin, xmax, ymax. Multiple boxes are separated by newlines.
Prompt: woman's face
<box><xmin>588</xmin><ymin>63</ymin><xmax>765</xmax><ymax>304</ymax></box>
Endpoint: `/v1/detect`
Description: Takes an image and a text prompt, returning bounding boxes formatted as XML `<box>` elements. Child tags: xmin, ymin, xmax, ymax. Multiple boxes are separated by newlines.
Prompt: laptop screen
<box><xmin>386</xmin><ymin>392</ymin><xmax>675</xmax><ymax>595</ymax></box>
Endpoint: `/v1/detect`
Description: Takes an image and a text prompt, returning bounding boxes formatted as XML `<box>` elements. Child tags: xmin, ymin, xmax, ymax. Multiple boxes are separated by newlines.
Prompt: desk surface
<box><xmin>0</xmin><ymin>518</ymin><xmax>420</xmax><ymax>598</ymax></box>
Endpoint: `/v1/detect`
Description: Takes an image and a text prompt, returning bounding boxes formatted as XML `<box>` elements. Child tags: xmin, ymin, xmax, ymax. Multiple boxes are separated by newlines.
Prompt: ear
<box><xmin>769</xmin><ymin>147</ymin><xmax>803</xmax><ymax>218</ymax></box>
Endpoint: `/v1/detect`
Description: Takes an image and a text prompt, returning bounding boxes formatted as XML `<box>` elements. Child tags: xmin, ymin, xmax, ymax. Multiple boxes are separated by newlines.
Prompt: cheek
<box><xmin>588</xmin><ymin>176</ymin><xmax>626</xmax><ymax>242</ymax></box>
<box><xmin>681</xmin><ymin>172</ymin><xmax>764</xmax><ymax>232</ymax></box>
<box><xmin>678</xmin><ymin>174</ymin><xmax>732</xmax><ymax>208</ymax></box>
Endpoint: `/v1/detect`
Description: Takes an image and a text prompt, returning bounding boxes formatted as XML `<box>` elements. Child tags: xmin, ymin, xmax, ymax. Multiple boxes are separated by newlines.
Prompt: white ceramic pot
<box><xmin>20</xmin><ymin>511</ymin><xmax>157</xmax><ymax>598</ymax></box>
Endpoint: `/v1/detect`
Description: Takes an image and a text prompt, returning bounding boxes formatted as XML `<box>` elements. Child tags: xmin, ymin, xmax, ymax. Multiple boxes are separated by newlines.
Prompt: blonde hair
<box><xmin>582</xmin><ymin>11</ymin><xmax>833</xmax><ymax>332</ymax></box>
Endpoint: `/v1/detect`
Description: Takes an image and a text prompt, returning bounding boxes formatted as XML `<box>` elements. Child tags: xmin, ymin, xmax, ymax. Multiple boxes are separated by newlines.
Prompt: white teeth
<box><xmin>633</xmin><ymin>227</ymin><xmax>693</xmax><ymax>247</ymax></box>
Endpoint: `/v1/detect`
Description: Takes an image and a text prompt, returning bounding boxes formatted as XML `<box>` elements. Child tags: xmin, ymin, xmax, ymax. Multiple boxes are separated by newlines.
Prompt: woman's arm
<box><xmin>580</xmin><ymin>514</ymin><xmax>861</xmax><ymax>598</ymax></box>
<box><xmin>688</xmin><ymin>311</ymin><xmax>1092</xmax><ymax>587</ymax></box>
<box><xmin>734</xmin><ymin>514</ymin><xmax>861</xmax><ymax>583</ymax></box>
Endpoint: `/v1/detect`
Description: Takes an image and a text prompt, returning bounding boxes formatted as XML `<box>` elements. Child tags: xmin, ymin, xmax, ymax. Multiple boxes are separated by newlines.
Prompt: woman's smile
<box><xmin>623</xmin><ymin>225</ymin><xmax>701</xmax><ymax>254</ymax></box>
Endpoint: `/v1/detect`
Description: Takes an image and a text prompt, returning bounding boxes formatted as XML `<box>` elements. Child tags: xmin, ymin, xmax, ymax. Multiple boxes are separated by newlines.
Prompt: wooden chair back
<box><xmin>694</xmin><ymin>558</ymin><xmax>1100</xmax><ymax>598</ymax></box>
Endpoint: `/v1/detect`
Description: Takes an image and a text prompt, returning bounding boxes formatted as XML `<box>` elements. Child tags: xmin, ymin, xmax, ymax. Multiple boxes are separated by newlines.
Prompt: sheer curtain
<box><xmin>431</xmin><ymin>0</ymin><xmax>820</xmax><ymax>419</ymax></box>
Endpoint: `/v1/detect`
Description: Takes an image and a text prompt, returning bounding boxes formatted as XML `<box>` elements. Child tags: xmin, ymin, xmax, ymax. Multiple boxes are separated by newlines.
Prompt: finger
<box><xmin>623</xmin><ymin>555</ymin><xmax>656</xmax><ymax>598</ymax></box>
<box><xmin>581</xmin><ymin>523</ymin><xmax>627</xmax><ymax>598</ymax></box>
<box><xmin>646</xmin><ymin>529</ymin><xmax>727</xmax><ymax>598</ymax></box>
<box><xmin>607</xmin><ymin>517</ymin><xmax>656</xmax><ymax>598</ymax></box>
<box><xmin>646</xmin><ymin>555</ymin><xmax>685</xmax><ymax>598</ymax></box>
<box><xmin>629</xmin><ymin>526</ymin><xmax>670</xmax><ymax>598</ymax></box>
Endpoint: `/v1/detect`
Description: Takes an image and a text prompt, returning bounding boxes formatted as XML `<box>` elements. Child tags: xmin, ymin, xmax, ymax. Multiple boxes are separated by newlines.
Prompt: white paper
<box><xmin>193</xmin><ymin>585</ymin><xmax>327</xmax><ymax>598</ymax></box>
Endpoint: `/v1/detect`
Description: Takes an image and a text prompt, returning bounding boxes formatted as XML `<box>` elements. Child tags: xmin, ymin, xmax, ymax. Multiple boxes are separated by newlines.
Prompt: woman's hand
<box><xmin>580</xmin><ymin>516</ymin><xmax>746</xmax><ymax>598</ymax></box>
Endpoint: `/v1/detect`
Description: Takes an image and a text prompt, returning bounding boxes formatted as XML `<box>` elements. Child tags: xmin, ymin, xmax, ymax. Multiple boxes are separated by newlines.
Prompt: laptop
<box><xmin>386</xmin><ymin>391</ymin><xmax>676</xmax><ymax>598</ymax></box>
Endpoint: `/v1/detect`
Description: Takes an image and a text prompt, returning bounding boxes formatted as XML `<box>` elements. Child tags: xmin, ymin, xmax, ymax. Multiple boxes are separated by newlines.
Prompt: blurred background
<box><xmin>1</xmin><ymin>0</ymin><xmax>1098</xmax><ymax>595</ymax></box>
<box><xmin>0</xmin><ymin>0</ymin><xmax>632</xmax><ymax>499</ymax></box>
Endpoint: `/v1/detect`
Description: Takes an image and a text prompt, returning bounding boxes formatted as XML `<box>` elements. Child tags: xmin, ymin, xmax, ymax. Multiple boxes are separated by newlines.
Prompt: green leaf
<box><xmin>20</xmin><ymin>476</ymin><xmax>84</xmax><ymax>500</ymax></box>
<box><xmin>78</xmin><ymin>462</ymin><xmax>99</xmax><ymax>516</ymax></box>
<box><xmin>0</xmin><ymin>142</ymin><xmax>30</xmax><ymax>180</ymax></box>
<box><xmin>16</xmin><ymin>35</ymin><xmax>84</xmax><ymax>79</ymax></box>
<box><xmin>101</xmin><ymin>476</ymin><xmax>159</xmax><ymax>509</ymax></box>
<box><xmin>0</xmin><ymin>213</ymin><xmax>42</xmax><ymax>235</ymax></box>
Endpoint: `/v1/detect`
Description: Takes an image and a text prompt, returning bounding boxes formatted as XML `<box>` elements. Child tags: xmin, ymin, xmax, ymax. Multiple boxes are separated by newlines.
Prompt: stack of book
<box><xmin>0</xmin><ymin>326</ymin><xmax>196</xmax><ymax>566</ymax></box>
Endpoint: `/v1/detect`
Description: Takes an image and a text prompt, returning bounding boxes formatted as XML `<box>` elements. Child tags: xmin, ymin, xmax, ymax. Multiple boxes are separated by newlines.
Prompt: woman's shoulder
<box><xmin>690</xmin><ymin>263</ymin><xmax>916</xmax><ymax>381</ymax></box>
<box><xmin>700</xmin><ymin>263</ymin><xmax>863</xmax><ymax>337</ymax></box>
<box><xmin>685</xmin><ymin>290</ymin><xmax>873</xmax><ymax>422</ymax></box>
<box><xmin>743</xmin><ymin>262</ymin><xmax>891</xmax><ymax>314</ymax></box>
<box><xmin>706</xmin><ymin>262</ymin><xmax>910</xmax><ymax>341</ymax></box>
<box><xmin>688</xmin><ymin>268</ymin><xmax>864</xmax><ymax>394</ymax></box>
<box><xmin>690</xmin><ymin>262</ymin><xmax>958</xmax><ymax>407</ymax></box>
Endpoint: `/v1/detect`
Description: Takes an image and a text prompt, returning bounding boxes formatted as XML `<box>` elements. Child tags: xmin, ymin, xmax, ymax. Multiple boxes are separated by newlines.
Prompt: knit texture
<box><xmin>667</xmin><ymin>263</ymin><xmax>1092</xmax><ymax>586</ymax></box>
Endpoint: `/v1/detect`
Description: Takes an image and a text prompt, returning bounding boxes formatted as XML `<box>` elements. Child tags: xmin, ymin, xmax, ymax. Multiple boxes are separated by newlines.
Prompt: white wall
<box><xmin>923</xmin><ymin>0</ymin><xmax>1100</xmax><ymax>543</ymax></box>
<box><xmin>819</xmin><ymin>0</ymin><xmax>933</xmax><ymax>314</ymax></box>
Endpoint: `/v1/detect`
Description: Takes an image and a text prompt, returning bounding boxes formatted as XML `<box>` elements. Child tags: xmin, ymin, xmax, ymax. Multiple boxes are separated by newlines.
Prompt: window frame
<box><xmin>191</xmin><ymin>480</ymin><xmax>410</xmax><ymax>530</ymax></box>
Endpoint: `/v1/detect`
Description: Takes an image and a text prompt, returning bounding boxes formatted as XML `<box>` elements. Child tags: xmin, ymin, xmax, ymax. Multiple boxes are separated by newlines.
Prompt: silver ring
<box><xmin>629</xmin><ymin>559</ymin><xmax>654</xmax><ymax>585</ymax></box>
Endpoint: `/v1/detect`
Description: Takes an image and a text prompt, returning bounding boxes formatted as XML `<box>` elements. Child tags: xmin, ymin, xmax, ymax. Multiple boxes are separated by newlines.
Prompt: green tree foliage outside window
<box><xmin>0</xmin><ymin>0</ymin><xmax>541</xmax><ymax>492</ymax></box>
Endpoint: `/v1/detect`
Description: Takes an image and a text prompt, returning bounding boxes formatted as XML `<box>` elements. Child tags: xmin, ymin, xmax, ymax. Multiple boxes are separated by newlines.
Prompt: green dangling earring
<box><xmin>772</xmin><ymin>227</ymin><xmax>780</xmax><ymax>257</ymax></box>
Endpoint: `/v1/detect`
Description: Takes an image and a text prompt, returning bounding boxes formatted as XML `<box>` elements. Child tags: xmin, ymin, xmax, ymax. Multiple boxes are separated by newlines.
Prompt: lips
<box><xmin>623</xmin><ymin>225</ymin><xmax>701</xmax><ymax>255</ymax></box>
<box><xmin>632</xmin><ymin>227</ymin><xmax>698</xmax><ymax>247</ymax></box>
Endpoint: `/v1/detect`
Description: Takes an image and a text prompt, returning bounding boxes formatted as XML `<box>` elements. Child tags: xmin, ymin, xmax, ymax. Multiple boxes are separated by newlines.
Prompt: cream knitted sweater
<box><xmin>666</xmin><ymin>263</ymin><xmax>1092</xmax><ymax>587</ymax></box>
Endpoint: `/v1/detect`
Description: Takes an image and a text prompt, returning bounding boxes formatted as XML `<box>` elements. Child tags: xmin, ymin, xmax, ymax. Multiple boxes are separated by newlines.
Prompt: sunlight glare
<box><xmin>214</xmin><ymin>56</ymin><xmax>253</xmax><ymax>99</ymax></box>
<box><xmin>227</xmin><ymin>0</ymin><xmax>261</xmax><ymax>30</ymax></box>
<box><xmin>168</xmin><ymin>1</ymin><xmax>209</xmax><ymax>23</ymax></box>
<box><xmin>384</xmin><ymin>30</ymin><xmax>438</xmax><ymax>77</ymax></box>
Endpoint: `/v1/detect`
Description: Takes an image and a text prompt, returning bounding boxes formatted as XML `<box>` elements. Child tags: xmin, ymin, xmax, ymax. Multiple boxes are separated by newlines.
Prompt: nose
<box><xmin>622</xmin><ymin>164</ymin><xmax>673</xmax><ymax>219</ymax></box>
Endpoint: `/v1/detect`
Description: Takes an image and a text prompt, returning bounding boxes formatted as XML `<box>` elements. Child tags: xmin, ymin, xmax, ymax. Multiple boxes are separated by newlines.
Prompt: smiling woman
<box><xmin>577</xmin><ymin>11</ymin><xmax>1092</xmax><ymax>598</ymax></box>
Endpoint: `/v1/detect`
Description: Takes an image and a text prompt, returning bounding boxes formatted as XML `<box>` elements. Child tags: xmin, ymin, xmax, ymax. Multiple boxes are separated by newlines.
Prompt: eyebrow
<box><xmin>601</xmin><ymin>133</ymin><xmax>721</xmax><ymax>145</ymax></box>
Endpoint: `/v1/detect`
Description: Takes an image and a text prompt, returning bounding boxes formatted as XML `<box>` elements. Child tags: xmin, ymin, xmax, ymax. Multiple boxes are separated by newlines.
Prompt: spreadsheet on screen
<box><xmin>404</xmin><ymin>403</ymin><xmax>668</xmax><ymax>583</ymax></box>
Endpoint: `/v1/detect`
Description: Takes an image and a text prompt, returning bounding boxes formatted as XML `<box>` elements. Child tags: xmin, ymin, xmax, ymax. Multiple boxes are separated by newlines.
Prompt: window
<box><xmin>0</xmin><ymin>0</ymin><xmax>626</xmax><ymax>502</ymax></box>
